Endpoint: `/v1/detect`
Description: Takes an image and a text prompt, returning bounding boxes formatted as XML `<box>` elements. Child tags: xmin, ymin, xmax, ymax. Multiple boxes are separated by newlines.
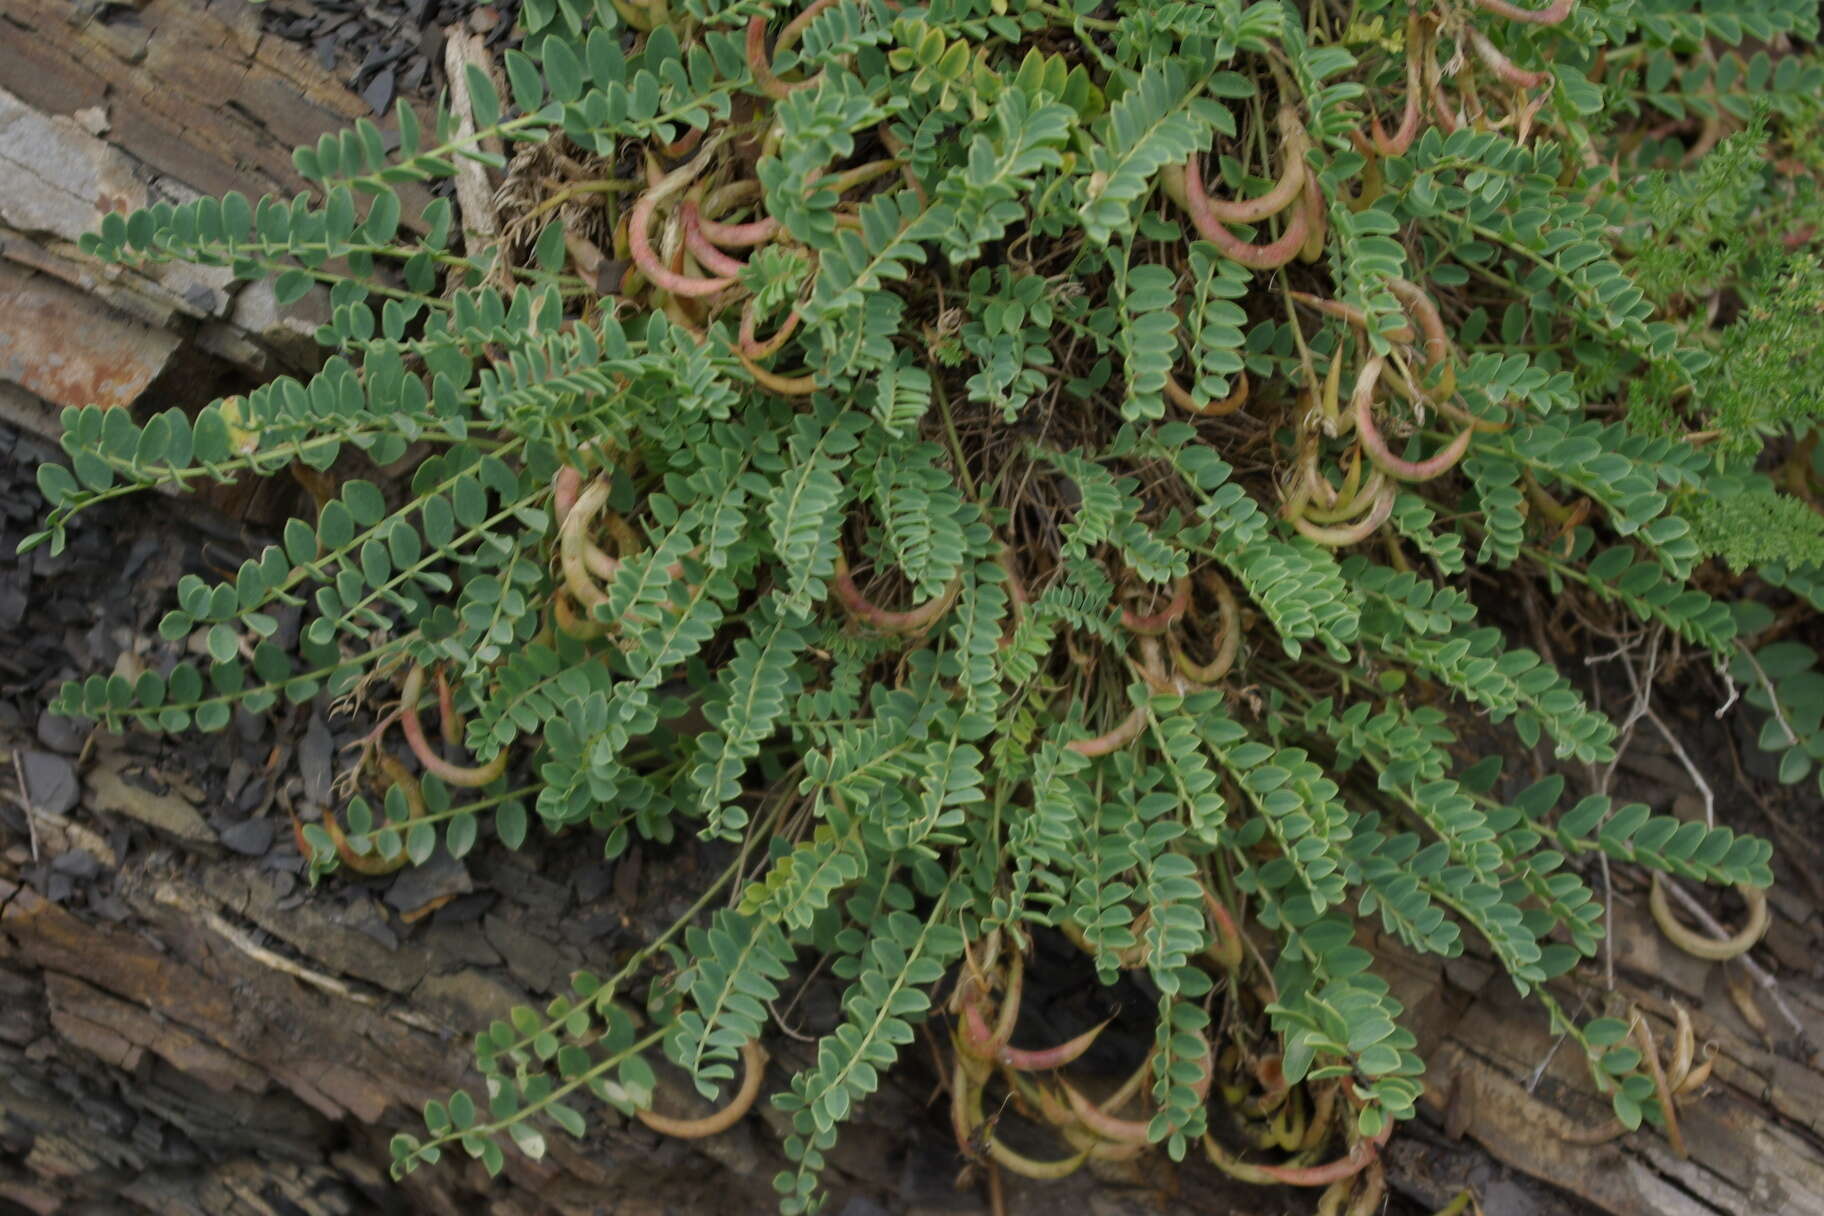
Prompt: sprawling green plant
<box><xmin>25</xmin><ymin>0</ymin><xmax>1824</xmax><ymax>1208</ymax></box>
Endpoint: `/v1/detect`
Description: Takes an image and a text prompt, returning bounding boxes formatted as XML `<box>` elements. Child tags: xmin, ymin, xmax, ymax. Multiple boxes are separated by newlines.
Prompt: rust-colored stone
<box><xmin>0</xmin><ymin>262</ymin><xmax>178</xmax><ymax>411</ymax></box>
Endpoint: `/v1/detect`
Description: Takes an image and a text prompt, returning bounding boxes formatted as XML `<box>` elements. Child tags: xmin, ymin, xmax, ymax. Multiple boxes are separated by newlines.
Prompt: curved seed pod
<box><xmin>1475</xmin><ymin>0</ymin><xmax>1575</xmax><ymax>24</ymax></box>
<box><xmin>696</xmin><ymin>180</ymin><xmax>780</xmax><ymax>246</ymax></box>
<box><xmin>1386</xmin><ymin>277</ymin><xmax>1456</xmax><ymax>399</ymax></box>
<box><xmin>951</xmin><ymin>1060</ymin><xmax>1091</xmax><ymax>1178</ymax></box>
<box><xmin>1066</xmin><ymin>703</ymin><xmax>1147</xmax><ymax>757</ymax></box>
<box><xmin>1676</xmin><ymin>1042</ymin><xmax>1719</xmax><ymax>1096</ymax></box>
<box><xmin>435</xmin><ymin>667</ymin><xmax>462</xmax><ymax>749</ymax></box>
<box><xmin>659</xmin><ymin>124</ymin><xmax>704</xmax><ymax>160</ymax></box>
<box><xmin>1059</xmin><ymin>1122</ymin><xmax>1151</xmax><ymax>1161</ymax></box>
<box><xmin>1353</xmin><ymin>356</ymin><xmax>1475</xmax><ymax>482</ymax></box>
<box><xmin>1166</xmin><ymin>158</ymin><xmax>1312</xmax><ymax>269</ymax></box>
<box><xmin>1198</xmin><ymin>108</ymin><xmax>1310</xmax><ymax>224</ymax></box>
<box><xmin>739</xmin><ymin>297</ymin><xmax>803</xmax><ymax>359</ymax></box>
<box><xmin>1167</xmin><ymin>369</ymin><xmax>1250</xmax><ymax>416</ymax></box>
<box><xmin>1317</xmin><ymin>1159</ymin><xmax>1387</xmax><ymax>1216</ymax></box>
<box><xmin>1004</xmin><ymin>1070</ymin><xmax>1077</xmax><ymax>1129</ymax></box>
<box><xmin>1301</xmin><ymin>466</ymin><xmax>1389</xmax><ymax>524</ymax></box>
<box><xmin>1257</xmin><ymin>1132</ymin><xmax>1384</xmax><ymax>1186</ymax></box>
<box><xmin>1202</xmin><ymin>884</ymin><xmax>1245</xmax><ymax>971</ymax></box>
<box><xmin>1370</xmin><ymin>15</ymin><xmax>1427</xmax><ymax>156</ymax></box>
<box><xmin>1270</xmin><ymin>1088</ymin><xmax>1308</xmax><ymax>1152</ymax></box>
<box><xmin>745</xmin><ymin>15</ymin><xmax>796</xmax><ymax>100</ymax></box>
<box><xmin>1298</xmin><ymin>171</ymin><xmax>1328</xmax><ymax>263</ymax></box>
<box><xmin>1171</xmin><ymin>572</ymin><xmax>1241</xmax><ymax>685</ymax></box>
<box><xmin>1121</xmin><ymin>575</ymin><xmax>1191</xmax><ymax>635</ymax></box>
<box><xmin>680</xmin><ymin>202</ymin><xmax>748</xmax><ymax>277</ymax></box>
<box><xmin>1632</xmin><ymin>1007</ymin><xmax>1687</xmax><ymax>1159</ymax></box>
<box><xmin>1667</xmin><ymin>1004</ymin><xmax>1695</xmax><ymax>1092</ymax></box>
<box><xmin>1059</xmin><ymin>1078</ymin><xmax>1152</xmax><ymax>1146</ymax></box>
<box><xmin>981</xmin><ymin>950</ymin><xmax>1113</xmax><ymax>1071</ymax></box>
<box><xmin>1382</xmin><ymin>360</ymin><xmax>1509</xmax><ymax>433</ymax></box>
<box><xmin>739</xmin><ymin>352</ymin><xmax>819</xmax><ymax>395</ymax></box>
<box><xmin>559</xmin><ymin>479</ymin><xmax>617</xmax><ymax>613</ymax></box>
<box><xmin>956</xmin><ymin>951</ymin><xmax>1021</xmax><ymax>1064</ymax></box>
<box><xmin>1002</xmin><ymin>1019</ymin><xmax>1112</xmax><ymax>1073</ymax></box>
<box><xmin>399</xmin><ymin>665</ymin><xmax>511</xmax><ymax>788</ymax></box>
<box><xmin>1289</xmin><ymin>292</ymin><xmax>1416</xmax><ymax>343</ymax></box>
<box><xmin>1201</xmin><ymin>1132</ymin><xmax>1287</xmax><ymax>1184</ymax></box>
<box><xmin>1467</xmin><ymin>26</ymin><xmax>1553</xmax><ymax>90</ymax></box>
<box><xmin>630</xmin><ymin>151</ymin><xmax>739</xmax><ymax>299</ymax></box>
<box><xmin>635</xmin><ymin>1040</ymin><xmax>767</xmax><ymax>1138</ymax></box>
<box><xmin>1292</xmin><ymin>483</ymin><xmax>1396</xmax><ymax>546</ymax></box>
<box><xmin>1301</xmin><ymin>1079</ymin><xmax>1340</xmax><ymax>1151</ymax></box>
<box><xmin>553</xmin><ymin>465</ymin><xmax>583</xmax><ymax>524</ymax></box>
<box><xmin>832</xmin><ymin>547</ymin><xmax>962</xmax><ymax>635</ymax></box>
<box><xmin>1650</xmin><ymin>874</ymin><xmax>1769</xmax><ymax>962</ymax></box>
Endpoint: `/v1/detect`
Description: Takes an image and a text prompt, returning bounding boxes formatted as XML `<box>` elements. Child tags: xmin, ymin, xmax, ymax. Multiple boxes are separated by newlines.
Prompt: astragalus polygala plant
<box><xmin>25</xmin><ymin>0</ymin><xmax>1824</xmax><ymax>1207</ymax></box>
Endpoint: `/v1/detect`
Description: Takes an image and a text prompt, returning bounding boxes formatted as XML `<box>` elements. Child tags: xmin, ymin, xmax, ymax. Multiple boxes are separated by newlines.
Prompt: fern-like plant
<box><xmin>25</xmin><ymin>0</ymin><xmax>1824</xmax><ymax>1210</ymax></box>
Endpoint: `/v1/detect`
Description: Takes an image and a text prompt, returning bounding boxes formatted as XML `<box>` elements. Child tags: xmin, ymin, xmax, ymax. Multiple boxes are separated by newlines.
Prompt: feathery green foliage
<box><xmin>26</xmin><ymin>0</ymin><xmax>1824</xmax><ymax>1208</ymax></box>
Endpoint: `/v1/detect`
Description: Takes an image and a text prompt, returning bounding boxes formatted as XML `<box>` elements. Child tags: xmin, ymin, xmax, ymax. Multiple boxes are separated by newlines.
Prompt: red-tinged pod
<box><xmin>739</xmin><ymin>297</ymin><xmax>803</xmax><ymax>360</ymax></box>
<box><xmin>1370</xmin><ymin>14</ymin><xmax>1427</xmax><ymax>157</ymax></box>
<box><xmin>680</xmin><ymin>202</ymin><xmax>749</xmax><ymax>277</ymax></box>
<box><xmin>745</xmin><ymin>15</ymin><xmax>794</xmax><ymax>100</ymax></box>
<box><xmin>398</xmin><ymin>665</ymin><xmax>511</xmax><ymax>788</ymax></box>
<box><xmin>435</xmin><ymin>667</ymin><xmax>462</xmax><ymax>749</ymax></box>
<box><xmin>999</xmin><ymin>1019</ymin><xmax>1112</xmax><ymax>1072</ymax></box>
<box><xmin>1298</xmin><ymin>172</ymin><xmax>1327</xmax><ymax>263</ymax></box>
<box><xmin>1386</xmin><ymin>277</ymin><xmax>1455</xmax><ymax>398</ymax></box>
<box><xmin>956</xmin><ymin>977</ymin><xmax>1002</xmax><ymax>1062</ymax></box>
<box><xmin>1257</xmin><ymin>1133</ymin><xmax>1383</xmax><ymax>1186</ymax></box>
<box><xmin>1060</xmin><ymin>1078</ymin><xmax>1153</xmax><ymax>1146</ymax></box>
<box><xmin>629</xmin><ymin>150</ymin><xmax>739</xmax><ymax>299</ymax></box>
<box><xmin>1121</xmin><ymin>575</ymin><xmax>1191</xmax><ymax>635</ymax></box>
<box><xmin>1167</xmin><ymin>158</ymin><xmax>1311</xmax><ymax>270</ymax></box>
<box><xmin>1203</xmin><ymin>885</ymin><xmax>1245</xmax><ymax>971</ymax></box>
<box><xmin>1198</xmin><ymin>109</ymin><xmax>1310</xmax><ymax>224</ymax></box>
<box><xmin>1352</xmin><ymin>356</ymin><xmax>1474</xmax><ymax>483</ymax></box>
<box><xmin>1467</xmin><ymin>26</ymin><xmax>1552</xmax><ymax>90</ymax></box>
<box><xmin>832</xmin><ymin>548</ymin><xmax>962</xmax><ymax>635</ymax></box>
<box><xmin>553</xmin><ymin>465</ymin><xmax>583</xmax><ymax>524</ymax></box>
<box><xmin>1066</xmin><ymin>703</ymin><xmax>1146</xmax><ymax>757</ymax></box>
<box><xmin>659</xmin><ymin>124</ymin><xmax>704</xmax><ymax>160</ymax></box>
<box><xmin>696</xmin><ymin>210</ymin><xmax>781</xmax><ymax>247</ymax></box>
